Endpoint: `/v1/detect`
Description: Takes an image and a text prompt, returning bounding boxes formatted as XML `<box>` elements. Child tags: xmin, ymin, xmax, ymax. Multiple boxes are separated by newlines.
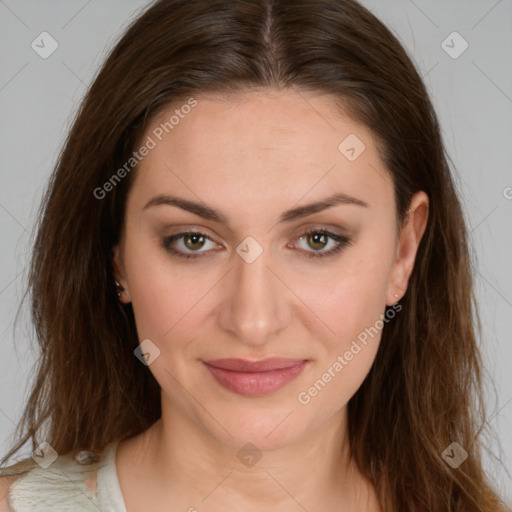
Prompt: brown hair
<box><xmin>1</xmin><ymin>0</ymin><xmax>506</xmax><ymax>509</ymax></box>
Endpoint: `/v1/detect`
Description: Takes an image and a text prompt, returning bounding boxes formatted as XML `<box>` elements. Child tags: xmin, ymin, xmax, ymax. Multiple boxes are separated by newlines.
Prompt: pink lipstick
<box><xmin>203</xmin><ymin>358</ymin><xmax>308</xmax><ymax>397</ymax></box>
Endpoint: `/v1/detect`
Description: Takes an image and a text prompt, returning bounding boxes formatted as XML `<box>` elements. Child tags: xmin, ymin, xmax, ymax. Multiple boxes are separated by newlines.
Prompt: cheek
<box><xmin>304</xmin><ymin>243</ymin><xmax>395</xmax><ymax>404</ymax></box>
<box><xmin>123</xmin><ymin>237</ymin><xmax>210</xmax><ymax>345</ymax></box>
<box><xmin>314</xmin><ymin>239</ymin><xmax>394</xmax><ymax>349</ymax></box>
<box><xmin>296</xmin><ymin>257</ymin><xmax>392</xmax><ymax>412</ymax></box>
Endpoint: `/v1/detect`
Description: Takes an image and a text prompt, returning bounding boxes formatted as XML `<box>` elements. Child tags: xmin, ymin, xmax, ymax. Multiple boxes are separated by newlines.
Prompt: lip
<box><xmin>203</xmin><ymin>358</ymin><xmax>308</xmax><ymax>397</ymax></box>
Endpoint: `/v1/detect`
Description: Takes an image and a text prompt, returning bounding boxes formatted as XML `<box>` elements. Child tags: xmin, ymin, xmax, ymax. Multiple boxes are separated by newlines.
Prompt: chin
<box><xmin>199</xmin><ymin>399</ymin><xmax>314</xmax><ymax>452</ymax></box>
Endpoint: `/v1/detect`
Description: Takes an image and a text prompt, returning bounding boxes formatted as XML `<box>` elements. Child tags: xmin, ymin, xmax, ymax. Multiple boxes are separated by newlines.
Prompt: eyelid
<box><xmin>161</xmin><ymin>226</ymin><xmax>351</xmax><ymax>260</ymax></box>
<box><xmin>161</xmin><ymin>229</ymin><xmax>221</xmax><ymax>257</ymax></box>
<box><xmin>292</xmin><ymin>228</ymin><xmax>350</xmax><ymax>259</ymax></box>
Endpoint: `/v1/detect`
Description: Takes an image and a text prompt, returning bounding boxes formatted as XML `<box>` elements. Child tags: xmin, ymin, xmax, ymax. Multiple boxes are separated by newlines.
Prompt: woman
<box><xmin>0</xmin><ymin>0</ymin><xmax>507</xmax><ymax>510</ymax></box>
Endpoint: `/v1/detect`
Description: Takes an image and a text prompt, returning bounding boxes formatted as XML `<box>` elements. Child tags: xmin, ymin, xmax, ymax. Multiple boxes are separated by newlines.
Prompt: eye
<box><xmin>294</xmin><ymin>229</ymin><xmax>351</xmax><ymax>259</ymax></box>
<box><xmin>161</xmin><ymin>230</ymin><xmax>219</xmax><ymax>260</ymax></box>
<box><xmin>161</xmin><ymin>228</ymin><xmax>351</xmax><ymax>261</ymax></box>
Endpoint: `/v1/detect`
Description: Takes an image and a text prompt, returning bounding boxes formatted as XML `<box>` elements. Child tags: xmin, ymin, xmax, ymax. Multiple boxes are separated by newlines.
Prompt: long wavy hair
<box><xmin>1</xmin><ymin>0</ymin><xmax>506</xmax><ymax>510</ymax></box>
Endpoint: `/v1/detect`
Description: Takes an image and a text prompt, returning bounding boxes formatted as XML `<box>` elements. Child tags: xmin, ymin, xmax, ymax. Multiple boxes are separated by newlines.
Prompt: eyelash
<box><xmin>161</xmin><ymin>228</ymin><xmax>351</xmax><ymax>261</ymax></box>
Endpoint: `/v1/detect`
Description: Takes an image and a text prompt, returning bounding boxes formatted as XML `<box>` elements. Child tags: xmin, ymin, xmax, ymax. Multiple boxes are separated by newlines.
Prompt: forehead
<box><xmin>129</xmin><ymin>89</ymin><xmax>393</xmax><ymax>214</ymax></box>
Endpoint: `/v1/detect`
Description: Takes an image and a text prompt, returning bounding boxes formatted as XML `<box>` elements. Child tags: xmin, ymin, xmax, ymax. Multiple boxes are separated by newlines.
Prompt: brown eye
<box><xmin>295</xmin><ymin>229</ymin><xmax>351</xmax><ymax>259</ymax></box>
<box><xmin>161</xmin><ymin>230</ymin><xmax>217</xmax><ymax>260</ymax></box>
<box><xmin>162</xmin><ymin>228</ymin><xmax>351</xmax><ymax>261</ymax></box>
<box><xmin>183</xmin><ymin>233</ymin><xmax>206</xmax><ymax>250</ymax></box>
<box><xmin>305</xmin><ymin>232</ymin><xmax>329</xmax><ymax>251</ymax></box>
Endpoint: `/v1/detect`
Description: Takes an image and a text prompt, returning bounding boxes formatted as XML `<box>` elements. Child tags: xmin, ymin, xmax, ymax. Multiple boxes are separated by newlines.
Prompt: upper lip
<box><xmin>203</xmin><ymin>358</ymin><xmax>307</xmax><ymax>372</ymax></box>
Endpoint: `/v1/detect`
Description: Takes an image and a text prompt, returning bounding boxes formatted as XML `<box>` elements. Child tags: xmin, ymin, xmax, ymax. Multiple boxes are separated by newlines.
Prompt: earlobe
<box><xmin>112</xmin><ymin>244</ymin><xmax>130</xmax><ymax>302</ymax></box>
<box><xmin>112</xmin><ymin>245</ymin><xmax>123</xmax><ymax>283</ymax></box>
<box><xmin>386</xmin><ymin>191</ymin><xmax>429</xmax><ymax>306</ymax></box>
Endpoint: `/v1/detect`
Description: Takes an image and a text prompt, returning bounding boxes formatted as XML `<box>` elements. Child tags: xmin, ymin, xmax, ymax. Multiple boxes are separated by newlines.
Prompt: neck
<box><xmin>117</xmin><ymin>402</ymin><xmax>379</xmax><ymax>512</ymax></box>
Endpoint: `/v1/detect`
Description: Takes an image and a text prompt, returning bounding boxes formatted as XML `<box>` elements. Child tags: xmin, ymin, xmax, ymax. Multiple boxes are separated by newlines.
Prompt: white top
<box><xmin>5</xmin><ymin>441</ymin><xmax>128</xmax><ymax>511</ymax></box>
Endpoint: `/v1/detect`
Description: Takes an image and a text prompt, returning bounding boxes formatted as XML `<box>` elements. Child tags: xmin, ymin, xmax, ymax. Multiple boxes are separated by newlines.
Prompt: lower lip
<box><xmin>203</xmin><ymin>361</ymin><xmax>308</xmax><ymax>397</ymax></box>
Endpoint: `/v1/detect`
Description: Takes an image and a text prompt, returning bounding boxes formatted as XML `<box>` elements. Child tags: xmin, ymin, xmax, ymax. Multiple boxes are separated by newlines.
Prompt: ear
<box><xmin>112</xmin><ymin>244</ymin><xmax>131</xmax><ymax>303</ymax></box>
<box><xmin>386</xmin><ymin>191</ymin><xmax>429</xmax><ymax>306</ymax></box>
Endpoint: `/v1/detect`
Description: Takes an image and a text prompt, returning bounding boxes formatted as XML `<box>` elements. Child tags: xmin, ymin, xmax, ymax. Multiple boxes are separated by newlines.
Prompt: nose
<box><xmin>218</xmin><ymin>245</ymin><xmax>291</xmax><ymax>347</ymax></box>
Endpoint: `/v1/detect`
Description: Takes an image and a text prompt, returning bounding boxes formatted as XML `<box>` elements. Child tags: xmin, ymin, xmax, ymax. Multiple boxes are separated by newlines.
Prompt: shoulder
<box><xmin>0</xmin><ymin>449</ymin><xmax>107</xmax><ymax>512</ymax></box>
<box><xmin>0</xmin><ymin>476</ymin><xmax>17</xmax><ymax>511</ymax></box>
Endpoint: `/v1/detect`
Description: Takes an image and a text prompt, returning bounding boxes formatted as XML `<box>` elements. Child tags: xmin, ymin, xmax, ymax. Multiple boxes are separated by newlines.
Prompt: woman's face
<box><xmin>113</xmin><ymin>88</ymin><xmax>427</xmax><ymax>451</ymax></box>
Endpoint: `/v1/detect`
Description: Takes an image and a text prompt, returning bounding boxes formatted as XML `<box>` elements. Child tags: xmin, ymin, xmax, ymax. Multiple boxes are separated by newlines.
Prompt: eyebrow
<box><xmin>142</xmin><ymin>192</ymin><xmax>369</xmax><ymax>226</ymax></box>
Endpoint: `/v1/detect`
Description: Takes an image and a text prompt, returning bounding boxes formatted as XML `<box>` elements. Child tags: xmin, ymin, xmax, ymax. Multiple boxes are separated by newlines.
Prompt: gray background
<box><xmin>0</xmin><ymin>0</ymin><xmax>511</xmax><ymax>504</ymax></box>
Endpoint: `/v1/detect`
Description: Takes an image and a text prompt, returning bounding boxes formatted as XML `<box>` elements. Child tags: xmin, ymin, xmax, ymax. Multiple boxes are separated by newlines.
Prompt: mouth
<box><xmin>202</xmin><ymin>358</ymin><xmax>308</xmax><ymax>397</ymax></box>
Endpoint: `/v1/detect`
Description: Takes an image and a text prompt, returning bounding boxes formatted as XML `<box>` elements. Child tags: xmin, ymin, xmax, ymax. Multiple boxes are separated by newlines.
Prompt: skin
<box><xmin>112</xmin><ymin>88</ymin><xmax>429</xmax><ymax>512</ymax></box>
